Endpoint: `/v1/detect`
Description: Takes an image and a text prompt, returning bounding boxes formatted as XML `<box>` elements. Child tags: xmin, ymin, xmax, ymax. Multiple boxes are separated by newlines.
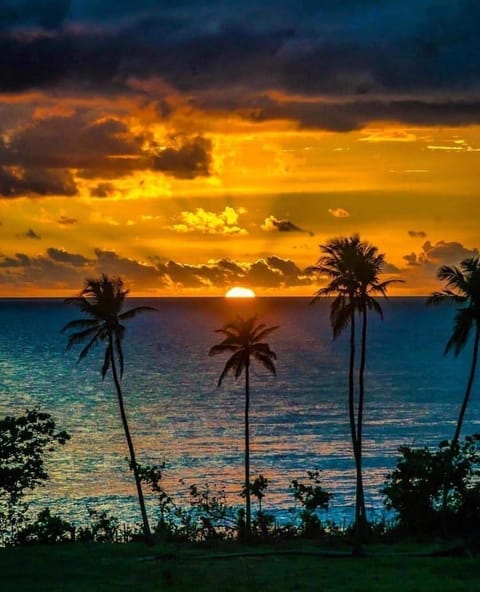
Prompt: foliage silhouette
<box><xmin>427</xmin><ymin>257</ymin><xmax>480</xmax><ymax>444</ymax></box>
<box><xmin>309</xmin><ymin>235</ymin><xmax>400</xmax><ymax>553</ymax></box>
<box><xmin>383</xmin><ymin>435</ymin><xmax>480</xmax><ymax>537</ymax></box>
<box><xmin>209</xmin><ymin>315</ymin><xmax>278</xmax><ymax>536</ymax></box>
<box><xmin>62</xmin><ymin>274</ymin><xmax>155</xmax><ymax>544</ymax></box>
<box><xmin>0</xmin><ymin>409</ymin><xmax>70</xmax><ymax>546</ymax></box>
<box><xmin>291</xmin><ymin>470</ymin><xmax>332</xmax><ymax>538</ymax></box>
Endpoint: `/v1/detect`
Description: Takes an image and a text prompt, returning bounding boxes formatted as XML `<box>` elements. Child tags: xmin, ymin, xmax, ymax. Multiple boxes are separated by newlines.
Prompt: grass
<box><xmin>1</xmin><ymin>540</ymin><xmax>479</xmax><ymax>592</ymax></box>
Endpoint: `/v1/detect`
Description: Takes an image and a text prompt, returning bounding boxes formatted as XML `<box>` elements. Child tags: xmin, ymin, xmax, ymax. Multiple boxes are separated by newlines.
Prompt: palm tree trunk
<box><xmin>109</xmin><ymin>334</ymin><xmax>153</xmax><ymax>544</ymax></box>
<box><xmin>453</xmin><ymin>324</ymin><xmax>480</xmax><ymax>445</ymax></box>
<box><xmin>348</xmin><ymin>309</ymin><xmax>358</xmax><ymax>452</ymax></box>
<box><xmin>441</xmin><ymin>324</ymin><xmax>480</xmax><ymax>536</ymax></box>
<box><xmin>245</xmin><ymin>361</ymin><xmax>252</xmax><ymax>536</ymax></box>
<box><xmin>357</xmin><ymin>305</ymin><xmax>368</xmax><ymax>533</ymax></box>
<box><xmin>348</xmin><ymin>308</ymin><xmax>363</xmax><ymax>556</ymax></box>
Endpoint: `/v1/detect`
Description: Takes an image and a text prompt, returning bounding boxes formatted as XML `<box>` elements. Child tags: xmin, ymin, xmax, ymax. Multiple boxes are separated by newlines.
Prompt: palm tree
<box><xmin>209</xmin><ymin>315</ymin><xmax>278</xmax><ymax>536</ymax></box>
<box><xmin>427</xmin><ymin>257</ymin><xmax>480</xmax><ymax>445</ymax></box>
<box><xmin>62</xmin><ymin>274</ymin><xmax>155</xmax><ymax>543</ymax></box>
<box><xmin>309</xmin><ymin>235</ymin><xmax>399</xmax><ymax>553</ymax></box>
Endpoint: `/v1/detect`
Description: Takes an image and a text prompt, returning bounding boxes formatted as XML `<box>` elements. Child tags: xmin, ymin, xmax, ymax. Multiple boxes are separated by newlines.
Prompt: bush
<box><xmin>291</xmin><ymin>470</ymin><xmax>332</xmax><ymax>538</ymax></box>
<box><xmin>382</xmin><ymin>434</ymin><xmax>480</xmax><ymax>536</ymax></box>
<box><xmin>0</xmin><ymin>409</ymin><xmax>70</xmax><ymax>546</ymax></box>
<box><xmin>16</xmin><ymin>508</ymin><xmax>74</xmax><ymax>545</ymax></box>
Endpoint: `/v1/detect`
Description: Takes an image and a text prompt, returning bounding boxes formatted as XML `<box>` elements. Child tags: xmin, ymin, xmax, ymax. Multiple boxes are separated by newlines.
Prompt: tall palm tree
<box><xmin>427</xmin><ymin>257</ymin><xmax>480</xmax><ymax>445</ymax></box>
<box><xmin>62</xmin><ymin>274</ymin><xmax>155</xmax><ymax>543</ymax></box>
<box><xmin>209</xmin><ymin>315</ymin><xmax>278</xmax><ymax>536</ymax></box>
<box><xmin>309</xmin><ymin>235</ymin><xmax>399</xmax><ymax>554</ymax></box>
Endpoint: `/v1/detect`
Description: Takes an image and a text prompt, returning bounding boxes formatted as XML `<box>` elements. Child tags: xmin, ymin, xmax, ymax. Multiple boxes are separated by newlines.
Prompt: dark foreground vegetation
<box><xmin>1</xmin><ymin>539</ymin><xmax>480</xmax><ymax>592</ymax></box>
<box><xmin>1</xmin><ymin>237</ymin><xmax>480</xmax><ymax>589</ymax></box>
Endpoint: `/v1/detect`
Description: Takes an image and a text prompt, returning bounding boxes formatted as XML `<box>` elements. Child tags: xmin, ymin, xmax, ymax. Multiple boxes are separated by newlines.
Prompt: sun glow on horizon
<box><xmin>225</xmin><ymin>287</ymin><xmax>256</xmax><ymax>298</ymax></box>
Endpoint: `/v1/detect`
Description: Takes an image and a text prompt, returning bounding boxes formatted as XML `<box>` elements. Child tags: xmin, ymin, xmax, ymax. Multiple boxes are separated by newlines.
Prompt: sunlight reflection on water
<box><xmin>0</xmin><ymin>297</ymin><xmax>478</xmax><ymax>527</ymax></box>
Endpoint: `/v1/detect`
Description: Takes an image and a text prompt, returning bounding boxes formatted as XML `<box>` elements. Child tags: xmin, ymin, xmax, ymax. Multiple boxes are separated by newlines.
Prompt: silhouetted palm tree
<box><xmin>209</xmin><ymin>315</ymin><xmax>278</xmax><ymax>535</ymax></box>
<box><xmin>428</xmin><ymin>257</ymin><xmax>480</xmax><ymax>445</ymax></box>
<box><xmin>309</xmin><ymin>235</ymin><xmax>399</xmax><ymax>554</ymax></box>
<box><xmin>62</xmin><ymin>274</ymin><xmax>155</xmax><ymax>543</ymax></box>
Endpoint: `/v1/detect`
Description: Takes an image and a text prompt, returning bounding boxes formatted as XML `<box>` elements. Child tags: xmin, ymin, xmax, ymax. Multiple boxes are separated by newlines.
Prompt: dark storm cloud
<box><xmin>0</xmin><ymin>165</ymin><xmax>77</xmax><ymax>197</ymax></box>
<box><xmin>246</xmin><ymin>97</ymin><xmax>480</xmax><ymax>131</ymax></box>
<box><xmin>3</xmin><ymin>116</ymin><xmax>144</xmax><ymax>170</ymax></box>
<box><xmin>1</xmin><ymin>1</ymin><xmax>480</xmax><ymax>128</ymax></box>
<box><xmin>0</xmin><ymin>0</ymin><xmax>70</xmax><ymax>30</ymax></box>
<box><xmin>0</xmin><ymin>113</ymin><xmax>211</xmax><ymax>191</ymax></box>
<box><xmin>151</xmin><ymin>136</ymin><xmax>212</xmax><ymax>179</ymax></box>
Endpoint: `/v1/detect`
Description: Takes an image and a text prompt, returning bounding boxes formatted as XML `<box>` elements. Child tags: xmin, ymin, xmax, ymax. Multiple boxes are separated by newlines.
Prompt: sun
<box><xmin>225</xmin><ymin>287</ymin><xmax>256</xmax><ymax>298</ymax></box>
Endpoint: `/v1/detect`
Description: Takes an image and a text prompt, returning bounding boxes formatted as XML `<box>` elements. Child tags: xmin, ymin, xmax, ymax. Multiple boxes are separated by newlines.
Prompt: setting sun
<box><xmin>225</xmin><ymin>287</ymin><xmax>256</xmax><ymax>298</ymax></box>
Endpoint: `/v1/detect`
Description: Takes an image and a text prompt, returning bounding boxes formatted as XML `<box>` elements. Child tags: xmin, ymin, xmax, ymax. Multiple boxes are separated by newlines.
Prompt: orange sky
<box><xmin>0</xmin><ymin>3</ymin><xmax>479</xmax><ymax>297</ymax></box>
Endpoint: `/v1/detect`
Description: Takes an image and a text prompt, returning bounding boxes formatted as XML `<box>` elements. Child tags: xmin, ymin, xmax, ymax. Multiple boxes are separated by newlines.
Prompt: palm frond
<box><xmin>65</xmin><ymin>326</ymin><xmax>102</xmax><ymax>350</ymax></box>
<box><xmin>436</xmin><ymin>265</ymin><xmax>468</xmax><ymax>294</ymax></box>
<box><xmin>115</xmin><ymin>334</ymin><xmax>125</xmax><ymax>377</ymax></box>
<box><xmin>253</xmin><ymin>343</ymin><xmax>277</xmax><ymax>359</ymax></box>
<box><xmin>209</xmin><ymin>343</ymin><xmax>239</xmax><ymax>356</ymax></box>
<box><xmin>119</xmin><ymin>306</ymin><xmax>157</xmax><ymax>320</ymax></box>
<box><xmin>365</xmin><ymin>296</ymin><xmax>384</xmax><ymax>319</ymax></box>
<box><xmin>78</xmin><ymin>332</ymin><xmax>102</xmax><ymax>362</ymax></box>
<box><xmin>427</xmin><ymin>290</ymin><xmax>466</xmax><ymax>306</ymax></box>
<box><xmin>211</xmin><ymin>315</ymin><xmax>278</xmax><ymax>385</ymax></box>
<box><xmin>445</xmin><ymin>308</ymin><xmax>474</xmax><ymax>357</ymax></box>
<box><xmin>102</xmin><ymin>344</ymin><xmax>111</xmax><ymax>379</ymax></box>
<box><xmin>252</xmin><ymin>325</ymin><xmax>279</xmax><ymax>342</ymax></box>
<box><xmin>252</xmin><ymin>351</ymin><xmax>276</xmax><ymax>376</ymax></box>
<box><xmin>217</xmin><ymin>352</ymin><xmax>243</xmax><ymax>386</ymax></box>
<box><xmin>62</xmin><ymin>318</ymin><xmax>99</xmax><ymax>333</ymax></box>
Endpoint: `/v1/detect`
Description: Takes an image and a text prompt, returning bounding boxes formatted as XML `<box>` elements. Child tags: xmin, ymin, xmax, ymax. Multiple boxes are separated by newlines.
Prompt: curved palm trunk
<box><xmin>453</xmin><ymin>324</ymin><xmax>480</xmax><ymax>445</ymax></box>
<box><xmin>441</xmin><ymin>324</ymin><xmax>480</xmax><ymax>536</ymax></box>
<box><xmin>244</xmin><ymin>361</ymin><xmax>252</xmax><ymax>536</ymax></box>
<box><xmin>109</xmin><ymin>334</ymin><xmax>153</xmax><ymax>544</ymax></box>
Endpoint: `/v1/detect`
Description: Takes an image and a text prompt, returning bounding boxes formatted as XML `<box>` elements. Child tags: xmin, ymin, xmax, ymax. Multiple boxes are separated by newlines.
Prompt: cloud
<box><xmin>25</xmin><ymin>228</ymin><xmax>41</xmax><ymax>240</ymax></box>
<box><xmin>408</xmin><ymin>230</ymin><xmax>427</xmax><ymax>238</ymax></box>
<box><xmin>91</xmin><ymin>182</ymin><xmax>115</xmax><ymax>198</ymax></box>
<box><xmin>261</xmin><ymin>215</ymin><xmax>304</xmax><ymax>233</ymax></box>
<box><xmin>57</xmin><ymin>215</ymin><xmax>77</xmax><ymax>225</ymax></box>
<box><xmin>0</xmin><ymin>166</ymin><xmax>77</xmax><ymax>197</ymax></box>
<box><xmin>172</xmin><ymin>206</ymin><xmax>247</xmax><ymax>235</ymax></box>
<box><xmin>94</xmin><ymin>249</ymin><xmax>165</xmax><ymax>287</ymax></box>
<box><xmin>403</xmin><ymin>252</ymin><xmax>420</xmax><ymax>267</ymax></box>
<box><xmin>0</xmin><ymin>244</ymin><xmax>314</xmax><ymax>292</ymax></box>
<box><xmin>382</xmin><ymin>261</ymin><xmax>402</xmax><ymax>273</ymax></box>
<box><xmin>155</xmin><ymin>255</ymin><xmax>312</xmax><ymax>289</ymax></box>
<box><xmin>152</xmin><ymin>136</ymin><xmax>212</xmax><ymax>179</ymax></box>
<box><xmin>403</xmin><ymin>240</ymin><xmax>479</xmax><ymax>268</ymax></box>
<box><xmin>1</xmin><ymin>2</ymin><xmax>480</xmax><ymax>131</ymax></box>
<box><xmin>1</xmin><ymin>115</ymin><xmax>144</xmax><ymax>172</ymax></box>
<box><xmin>328</xmin><ymin>208</ymin><xmax>350</xmax><ymax>218</ymax></box>
<box><xmin>47</xmin><ymin>248</ymin><xmax>89</xmax><ymax>267</ymax></box>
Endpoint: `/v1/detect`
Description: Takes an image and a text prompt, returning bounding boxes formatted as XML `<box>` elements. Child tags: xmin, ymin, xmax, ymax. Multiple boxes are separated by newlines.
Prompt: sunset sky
<box><xmin>0</xmin><ymin>1</ymin><xmax>479</xmax><ymax>296</ymax></box>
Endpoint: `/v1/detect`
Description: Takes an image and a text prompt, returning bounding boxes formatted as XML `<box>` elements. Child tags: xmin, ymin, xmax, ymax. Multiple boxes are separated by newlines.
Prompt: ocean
<box><xmin>0</xmin><ymin>297</ymin><xmax>478</xmax><ymax>527</ymax></box>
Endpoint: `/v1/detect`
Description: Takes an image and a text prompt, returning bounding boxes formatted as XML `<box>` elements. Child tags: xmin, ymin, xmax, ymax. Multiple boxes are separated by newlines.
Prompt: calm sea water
<box><xmin>0</xmin><ymin>297</ymin><xmax>479</xmax><ymax>527</ymax></box>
